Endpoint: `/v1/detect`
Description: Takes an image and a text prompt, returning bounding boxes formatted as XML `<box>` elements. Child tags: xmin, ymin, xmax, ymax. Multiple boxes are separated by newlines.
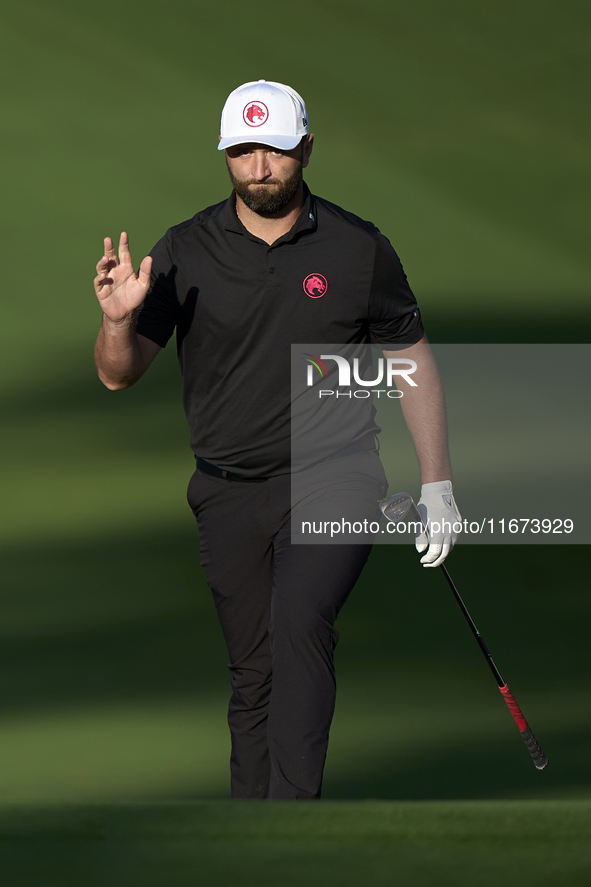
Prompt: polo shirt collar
<box><xmin>222</xmin><ymin>183</ymin><xmax>317</xmax><ymax>241</ymax></box>
<box><xmin>289</xmin><ymin>185</ymin><xmax>317</xmax><ymax>239</ymax></box>
<box><xmin>221</xmin><ymin>194</ymin><xmax>244</xmax><ymax>235</ymax></box>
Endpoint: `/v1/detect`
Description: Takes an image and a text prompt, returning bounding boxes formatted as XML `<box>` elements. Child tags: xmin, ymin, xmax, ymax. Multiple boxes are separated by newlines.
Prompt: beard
<box><xmin>226</xmin><ymin>161</ymin><xmax>303</xmax><ymax>216</ymax></box>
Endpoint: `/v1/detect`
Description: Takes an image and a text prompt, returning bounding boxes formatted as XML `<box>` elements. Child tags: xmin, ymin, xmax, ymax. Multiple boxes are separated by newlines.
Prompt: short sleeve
<box><xmin>368</xmin><ymin>233</ymin><xmax>424</xmax><ymax>345</ymax></box>
<box><xmin>135</xmin><ymin>230</ymin><xmax>178</xmax><ymax>348</ymax></box>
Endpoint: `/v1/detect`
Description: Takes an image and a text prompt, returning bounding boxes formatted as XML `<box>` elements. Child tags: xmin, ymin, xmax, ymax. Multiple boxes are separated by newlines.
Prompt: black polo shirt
<box><xmin>136</xmin><ymin>186</ymin><xmax>424</xmax><ymax>477</ymax></box>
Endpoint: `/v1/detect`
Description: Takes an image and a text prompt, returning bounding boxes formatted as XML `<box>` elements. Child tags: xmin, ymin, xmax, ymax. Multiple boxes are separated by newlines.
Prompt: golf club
<box><xmin>378</xmin><ymin>492</ymin><xmax>549</xmax><ymax>770</ymax></box>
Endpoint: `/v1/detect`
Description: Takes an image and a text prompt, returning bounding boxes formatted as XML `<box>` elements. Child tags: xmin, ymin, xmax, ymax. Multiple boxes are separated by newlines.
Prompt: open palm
<box><xmin>94</xmin><ymin>232</ymin><xmax>153</xmax><ymax>322</ymax></box>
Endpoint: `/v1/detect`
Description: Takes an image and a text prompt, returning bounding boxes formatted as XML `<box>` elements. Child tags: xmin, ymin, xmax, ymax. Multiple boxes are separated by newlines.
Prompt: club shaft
<box><xmin>378</xmin><ymin>493</ymin><xmax>549</xmax><ymax>768</ymax></box>
<box><xmin>397</xmin><ymin>497</ymin><xmax>547</xmax><ymax>767</ymax></box>
<box><xmin>439</xmin><ymin>563</ymin><xmax>549</xmax><ymax>768</ymax></box>
<box><xmin>405</xmin><ymin>499</ymin><xmax>501</xmax><ymax>682</ymax></box>
<box><xmin>439</xmin><ymin>563</ymin><xmax>505</xmax><ymax>687</ymax></box>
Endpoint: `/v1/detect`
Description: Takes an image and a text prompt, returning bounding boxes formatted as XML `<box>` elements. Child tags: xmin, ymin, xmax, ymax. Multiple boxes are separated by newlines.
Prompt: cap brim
<box><xmin>218</xmin><ymin>134</ymin><xmax>303</xmax><ymax>151</ymax></box>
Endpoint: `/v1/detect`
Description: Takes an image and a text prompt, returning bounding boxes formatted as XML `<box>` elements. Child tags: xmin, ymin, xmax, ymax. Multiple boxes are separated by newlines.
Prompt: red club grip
<box><xmin>499</xmin><ymin>683</ymin><xmax>528</xmax><ymax>732</ymax></box>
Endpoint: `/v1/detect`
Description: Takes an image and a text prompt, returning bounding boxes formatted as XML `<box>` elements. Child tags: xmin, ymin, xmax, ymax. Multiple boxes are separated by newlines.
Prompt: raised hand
<box><xmin>94</xmin><ymin>232</ymin><xmax>153</xmax><ymax>323</ymax></box>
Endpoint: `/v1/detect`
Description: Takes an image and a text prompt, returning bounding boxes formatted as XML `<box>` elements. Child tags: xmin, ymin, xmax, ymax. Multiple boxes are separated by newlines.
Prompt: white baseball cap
<box><xmin>218</xmin><ymin>80</ymin><xmax>309</xmax><ymax>151</ymax></box>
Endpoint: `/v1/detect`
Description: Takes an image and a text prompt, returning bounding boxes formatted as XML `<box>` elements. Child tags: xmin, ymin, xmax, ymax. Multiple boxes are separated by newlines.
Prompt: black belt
<box><xmin>196</xmin><ymin>434</ymin><xmax>376</xmax><ymax>483</ymax></box>
<box><xmin>196</xmin><ymin>458</ymin><xmax>268</xmax><ymax>483</ymax></box>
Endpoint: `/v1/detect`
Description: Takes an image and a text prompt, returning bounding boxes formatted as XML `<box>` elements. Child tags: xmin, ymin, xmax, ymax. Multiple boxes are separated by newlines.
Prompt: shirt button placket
<box><xmin>267</xmin><ymin>249</ymin><xmax>276</xmax><ymax>277</ymax></box>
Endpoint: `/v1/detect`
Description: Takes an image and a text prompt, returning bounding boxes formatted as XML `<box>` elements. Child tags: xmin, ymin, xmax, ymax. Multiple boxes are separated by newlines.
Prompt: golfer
<box><xmin>93</xmin><ymin>80</ymin><xmax>461</xmax><ymax>800</ymax></box>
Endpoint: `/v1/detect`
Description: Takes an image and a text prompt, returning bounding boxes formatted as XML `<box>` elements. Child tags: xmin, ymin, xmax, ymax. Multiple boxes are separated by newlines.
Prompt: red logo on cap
<box><xmin>303</xmin><ymin>273</ymin><xmax>328</xmax><ymax>299</ymax></box>
<box><xmin>243</xmin><ymin>102</ymin><xmax>269</xmax><ymax>127</ymax></box>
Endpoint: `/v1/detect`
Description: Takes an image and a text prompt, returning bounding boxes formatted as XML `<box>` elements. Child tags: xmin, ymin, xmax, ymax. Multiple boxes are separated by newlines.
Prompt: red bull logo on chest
<box><xmin>243</xmin><ymin>101</ymin><xmax>269</xmax><ymax>127</ymax></box>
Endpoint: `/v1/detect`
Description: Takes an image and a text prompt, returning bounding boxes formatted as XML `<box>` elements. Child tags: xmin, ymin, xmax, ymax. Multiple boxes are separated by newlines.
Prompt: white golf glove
<box><xmin>416</xmin><ymin>480</ymin><xmax>461</xmax><ymax>568</ymax></box>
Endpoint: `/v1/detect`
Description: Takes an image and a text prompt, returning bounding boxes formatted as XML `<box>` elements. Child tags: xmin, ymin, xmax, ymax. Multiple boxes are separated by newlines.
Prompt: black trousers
<box><xmin>187</xmin><ymin>450</ymin><xmax>387</xmax><ymax>799</ymax></box>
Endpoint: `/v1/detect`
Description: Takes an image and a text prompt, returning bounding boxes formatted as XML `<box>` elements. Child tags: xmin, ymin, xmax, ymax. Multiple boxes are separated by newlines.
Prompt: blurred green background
<box><xmin>1</xmin><ymin>0</ymin><xmax>590</xmax><ymax>811</ymax></box>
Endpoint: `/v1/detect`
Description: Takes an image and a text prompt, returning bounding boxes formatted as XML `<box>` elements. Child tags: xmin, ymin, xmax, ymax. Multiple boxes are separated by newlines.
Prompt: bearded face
<box><xmin>225</xmin><ymin>149</ymin><xmax>304</xmax><ymax>216</ymax></box>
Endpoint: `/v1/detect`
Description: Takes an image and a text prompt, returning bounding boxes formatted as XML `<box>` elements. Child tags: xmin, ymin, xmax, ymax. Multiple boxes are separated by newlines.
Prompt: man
<box><xmin>93</xmin><ymin>80</ymin><xmax>460</xmax><ymax>800</ymax></box>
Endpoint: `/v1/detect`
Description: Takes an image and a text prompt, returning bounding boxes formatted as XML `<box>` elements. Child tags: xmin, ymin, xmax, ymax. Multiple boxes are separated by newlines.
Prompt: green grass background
<box><xmin>1</xmin><ymin>0</ymin><xmax>590</xmax><ymax>883</ymax></box>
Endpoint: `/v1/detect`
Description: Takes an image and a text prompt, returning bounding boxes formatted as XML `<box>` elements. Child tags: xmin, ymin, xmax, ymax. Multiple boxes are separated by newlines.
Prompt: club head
<box><xmin>378</xmin><ymin>492</ymin><xmax>416</xmax><ymax>523</ymax></box>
